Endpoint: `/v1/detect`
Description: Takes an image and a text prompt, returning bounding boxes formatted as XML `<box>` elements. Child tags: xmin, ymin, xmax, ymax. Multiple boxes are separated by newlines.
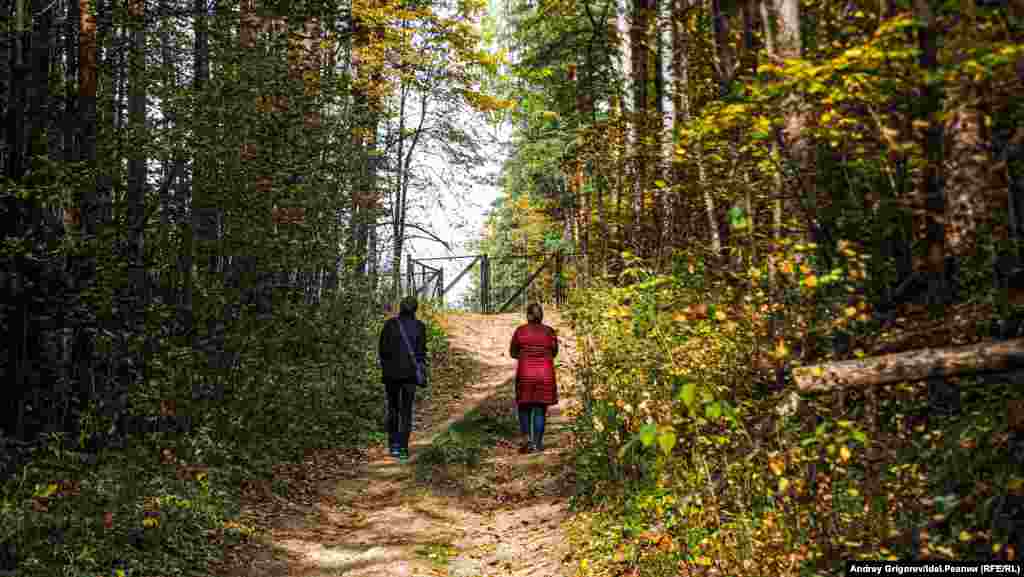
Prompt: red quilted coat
<box><xmin>510</xmin><ymin>323</ymin><xmax>559</xmax><ymax>406</ymax></box>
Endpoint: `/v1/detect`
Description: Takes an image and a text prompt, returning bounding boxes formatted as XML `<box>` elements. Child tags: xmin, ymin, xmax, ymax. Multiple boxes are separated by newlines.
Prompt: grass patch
<box><xmin>414</xmin><ymin>541</ymin><xmax>457</xmax><ymax>566</ymax></box>
<box><xmin>415</xmin><ymin>406</ymin><xmax>519</xmax><ymax>480</ymax></box>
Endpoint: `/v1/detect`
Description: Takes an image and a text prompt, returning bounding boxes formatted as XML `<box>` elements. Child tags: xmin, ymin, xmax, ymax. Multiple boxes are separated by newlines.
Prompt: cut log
<box><xmin>793</xmin><ymin>338</ymin><xmax>1024</xmax><ymax>393</ymax></box>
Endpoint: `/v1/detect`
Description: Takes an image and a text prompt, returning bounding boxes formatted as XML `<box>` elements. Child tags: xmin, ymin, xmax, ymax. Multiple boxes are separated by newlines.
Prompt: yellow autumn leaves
<box><xmin>768</xmin><ymin>441</ymin><xmax>854</xmax><ymax>494</ymax></box>
<box><xmin>461</xmin><ymin>89</ymin><xmax>516</xmax><ymax>112</ymax></box>
<box><xmin>347</xmin><ymin>0</ymin><xmax>504</xmax><ymax>113</ymax></box>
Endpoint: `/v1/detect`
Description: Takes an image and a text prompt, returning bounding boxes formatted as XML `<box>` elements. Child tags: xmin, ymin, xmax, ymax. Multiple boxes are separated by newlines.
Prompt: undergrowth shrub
<box><xmin>565</xmin><ymin>251</ymin><xmax>1021</xmax><ymax>577</ymax></box>
<box><xmin>0</xmin><ymin>284</ymin><xmax>388</xmax><ymax>577</ymax></box>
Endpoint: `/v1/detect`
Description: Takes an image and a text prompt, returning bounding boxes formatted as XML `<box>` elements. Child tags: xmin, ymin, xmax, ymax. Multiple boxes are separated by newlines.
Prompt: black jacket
<box><xmin>379</xmin><ymin>315</ymin><xmax>427</xmax><ymax>383</ymax></box>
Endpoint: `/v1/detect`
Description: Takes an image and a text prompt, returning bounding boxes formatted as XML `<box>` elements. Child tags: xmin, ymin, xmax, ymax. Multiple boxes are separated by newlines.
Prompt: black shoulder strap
<box><xmin>396</xmin><ymin>317</ymin><xmax>418</xmax><ymax>366</ymax></box>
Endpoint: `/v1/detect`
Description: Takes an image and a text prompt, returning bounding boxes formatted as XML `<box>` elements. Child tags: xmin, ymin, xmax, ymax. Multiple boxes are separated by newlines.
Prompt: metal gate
<box><xmin>406</xmin><ymin>251</ymin><xmax>574</xmax><ymax>313</ymax></box>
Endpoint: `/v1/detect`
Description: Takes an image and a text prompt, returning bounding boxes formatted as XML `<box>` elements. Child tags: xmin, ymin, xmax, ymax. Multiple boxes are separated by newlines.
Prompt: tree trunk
<box><xmin>631</xmin><ymin>0</ymin><xmax>651</xmax><ymax>248</ymax></box>
<box><xmin>127</xmin><ymin>0</ymin><xmax>146</xmax><ymax>327</ymax></box>
<box><xmin>656</xmin><ymin>0</ymin><xmax>673</xmax><ymax>263</ymax></box>
<box><xmin>710</xmin><ymin>0</ymin><xmax>734</xmax><ymax>97</ymax></box>
<box><xmin>75</xmin><ymin>0</ymin><xmax>99</xmax><ymax>418</ymax></box>
<box><xmin>794</xmin><ymin>338</ymin><xmax>1024</xmax><ymax>393</ymax></box>
<box><xmin>350</xmin><ymin>1</ymin><xmax>380</xmax><ymax>279</ymax></box>
<box><xmin>160</xmin><ymin>9</ymin><xmax>175</xmax><ymax>234</ymax></box>
<box><xmin>761</xmin><ymin>0</ymin><xmax>798</xmax><ymax>334</ymax></box>
<box><xmin>391</xmin><ymin>61</ymin><xmax>429</xmax><ymax>308</ymax></box>
<box><xmin>700</xmin><ymin>146</ymin><xmax>720</xmax><ymax>262</ymax></box>
<box><xmin>79</xmin><ymin>0</ymin><xmax>98</xmax><ymax>234</ymax></box>
<box><xmin>759</xmin><ymin>0</ymin><xmax>773</xmax><ymax>55</ymax></box>
<box><xmin>577</xmin><ymin>160</ymin><xmax>589</xmax><ymax>271</ymax></box>
<box><xmin>564</xmin><ymin>172</ymin><xmax>576</xmax><ymax>260</ymax></box>
<box><xmin>915</xmin><ymin>0</ymin><xmax>947</xmax><ymax>306</ymax></box>
<box><xmin>64</xmin><ymin>0</ymin><xmax>79</xmax><ymax>166</ymax></box>
<box><xmin>740</xmin><ymin>0</ymin><xmax>757</xmax><ymax>75</ymax></box>
<box><xmin>616</xmin><ymin>0</ymin><xmax>634</xmax><ymax>247</ymax></box>
<box><xmin>769</xmin><ymin>0</ymin><xmax>801</xmax><ymax>142</ymax></box>
<box><xmin>597</xmin><ymin>172</ymin><xmax>609</xmax><ymax>277</ymax></box>
<box><xmin>671</xmin><ymin>0</ymin><xmax>690</xmax><ymax>253</ymax></box>
<box><xmin>181</xmin><ymin>0</ymin><xmax>208</xmax><ymax>337</ymax></box>
<box><xmin>668</xmin><ymin>0</ymin><xmax>684</xmax><ymax>256</ymax></box>
<box><xmin>97</xmin><ymin>0</ymin><xmax>115</xmax><ymax>227</ymax></box>
<box><xmin>1</xmin><ymin>8</ymin><xmax>11</xmax><ymax>177</ymax></box>
<box><xmin>392</xmin><ymin>76</ymin><xmax>409</xmax><ymax>308</ymax></box>
<box><xmin>368</xmin><ymin>223</ymin><xmax>378</xmax><ymax>294</ymax></box>
<box><xmin>29</xmin><ymin>0</ymin><xmax>51</xmax><ymax>179</ymax></box>
<box><xmin>43</xmin><ymin>0</ymin><xmax>61</xmax><ymax>207</ymax></box>
<box><xmin>7</xmin><ymin>0</ymin><xmax>28</xmax><ymax>181</ymax></box>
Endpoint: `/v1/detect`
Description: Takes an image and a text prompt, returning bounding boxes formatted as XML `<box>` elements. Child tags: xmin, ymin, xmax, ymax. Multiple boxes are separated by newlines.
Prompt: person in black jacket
<box><xmin>378</xmin><ymin>295</ymin><xmax>428</xmax><ymax>461</ymax></box>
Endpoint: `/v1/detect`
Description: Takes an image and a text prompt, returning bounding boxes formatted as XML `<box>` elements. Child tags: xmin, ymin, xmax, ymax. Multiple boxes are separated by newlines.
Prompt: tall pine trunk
<box><xmin>181</xmin><ymin>0</ymin><xmax>209</xmax><ymax>336</ymax></box>
<box><xmin>28</xmin><ymin>0</ymin><xmax>51</xmax><ymax>183</ymax></box>
<box><xmin>75</xmin><ymin>0</ymin><xmax>99</xmax><ymax>415</ymax></box>
<box><xmin>127</xmin><ymin>0</ymin><xmax>146</xmax><ymax>328</ymax></box>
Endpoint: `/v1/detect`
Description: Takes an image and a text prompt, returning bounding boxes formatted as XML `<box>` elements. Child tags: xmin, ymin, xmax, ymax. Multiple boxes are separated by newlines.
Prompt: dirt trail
<box><xmin>220</xmin><ymin>311</ymin><xmax>579</xmax><ymax>577</ymax></box>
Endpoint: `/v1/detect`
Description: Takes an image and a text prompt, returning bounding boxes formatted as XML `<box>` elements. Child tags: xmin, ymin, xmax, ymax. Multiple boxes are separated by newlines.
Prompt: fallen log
<box><xmin>793</xmin><ymin>338</ymin><xmax>1024</xmax><ymax>393</ymax></box>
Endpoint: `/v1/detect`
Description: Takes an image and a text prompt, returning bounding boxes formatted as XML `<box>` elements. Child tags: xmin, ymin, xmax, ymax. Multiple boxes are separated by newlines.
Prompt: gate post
<box><xmin>437</xmin><ymin>268</ymin><xmax>444</xmax><ymax>304</ymax></box>
<box><xmin>480</xmin><ymin>255</ymin><xmax>490</xmax><ymax>313</ymax></box>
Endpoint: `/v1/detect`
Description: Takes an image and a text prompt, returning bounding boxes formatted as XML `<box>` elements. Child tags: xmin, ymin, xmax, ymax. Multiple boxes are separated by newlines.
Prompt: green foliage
<box><xmin>414</xmin><ymin>541</ymin><xmax>457</xmax><ymax>566</ymax></box>
<box><xmin>0</xmin><ymin>435</ymin><xmax>235</xmax><ymax>577</ymax></box>
<box><xmin>565</xmin><ymin>258</ymin><xmax>1021</xmax><ymax>576</ymax></box>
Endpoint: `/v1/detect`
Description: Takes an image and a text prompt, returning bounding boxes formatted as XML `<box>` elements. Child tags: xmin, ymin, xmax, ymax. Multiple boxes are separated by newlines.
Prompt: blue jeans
<box><xmin>518</xmin><ymin>404</ymin><xmax>547</xmax><ymax>450</ymax></box>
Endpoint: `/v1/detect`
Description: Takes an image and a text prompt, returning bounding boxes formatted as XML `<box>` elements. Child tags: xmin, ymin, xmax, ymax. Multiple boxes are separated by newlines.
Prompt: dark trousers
<box><xmin>518</xmin><ymin>403</ymin><xmax>547</xmax><ymax>449</ymax></box>
<box><xmin>385</xmin><ymin>381</ymin><xmax>416</xmax><ymax>450</ymax></box>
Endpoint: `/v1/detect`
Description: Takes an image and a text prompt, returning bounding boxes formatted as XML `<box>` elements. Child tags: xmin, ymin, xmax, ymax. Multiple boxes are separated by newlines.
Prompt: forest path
<box><xmin>217</xmin><ymin>310</ymin><xmax>579</xmax><ymax>577</ymax></box>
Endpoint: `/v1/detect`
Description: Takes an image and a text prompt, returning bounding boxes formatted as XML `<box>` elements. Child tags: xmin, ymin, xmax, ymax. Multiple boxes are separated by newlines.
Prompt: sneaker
<box><xmin>389</xmin><ymin>447</ymin><xmax>401</xmax><ymax>458</ymax></box>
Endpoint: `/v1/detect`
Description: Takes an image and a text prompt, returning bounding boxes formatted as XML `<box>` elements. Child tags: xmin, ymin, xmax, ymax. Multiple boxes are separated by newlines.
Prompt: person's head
<box><xmin>399</xmin><ymin>295</ymin><xmax>418</xmax><ymax>317</ymax></box>
<box><xmin>526</xmin><ymin>302</ymin><xmax>543</xmax><ymax>324</ymax></box>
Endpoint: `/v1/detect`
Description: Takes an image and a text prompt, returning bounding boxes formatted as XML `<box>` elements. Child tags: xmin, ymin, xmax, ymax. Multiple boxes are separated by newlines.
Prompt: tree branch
<box><xmin>404</xmin><ymin>222</ymin><xmax>451</xmax><ymax>251</ymax></box>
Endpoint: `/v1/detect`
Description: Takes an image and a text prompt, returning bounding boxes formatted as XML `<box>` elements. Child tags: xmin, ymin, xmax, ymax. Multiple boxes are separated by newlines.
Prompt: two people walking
<box><xmin>378</xmin><ymin>297</ymin><xmax>559</xmax><ymax>460</ymax></box>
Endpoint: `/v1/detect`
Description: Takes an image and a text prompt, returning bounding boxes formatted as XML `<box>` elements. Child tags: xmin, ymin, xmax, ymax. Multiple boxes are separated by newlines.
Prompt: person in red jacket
<box><xmin>510</xmin><ymin>303</ymin><xmax>559</xmax><ymax>453</ymax></box>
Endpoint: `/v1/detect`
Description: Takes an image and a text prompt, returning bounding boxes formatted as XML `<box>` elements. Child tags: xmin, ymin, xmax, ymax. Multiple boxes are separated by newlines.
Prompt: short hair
<box><xmin>526</xmin><ymin>302</ymin><xmax>543</xmax><ymax>323</ymax></box>
<box><xmin>400</xmin><ymin>295</ymin><xmax>418</xmax><ymax>316</ymax></box>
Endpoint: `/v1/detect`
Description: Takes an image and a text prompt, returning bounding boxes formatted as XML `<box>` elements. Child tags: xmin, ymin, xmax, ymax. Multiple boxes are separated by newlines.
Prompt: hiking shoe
<box><xmin>389</xmin><ymin>447</ymin><xmax>401</xmax><ymax>458</ymax></box>
<box><xmin>518</xmin><ymin>442</ymin><xmax>531</xmax><ymax>454</ymax></box>
<box><xmin>397</xmin><ymin>449</ymin><xmax>410</xmax><ymax>463</ymax></box>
